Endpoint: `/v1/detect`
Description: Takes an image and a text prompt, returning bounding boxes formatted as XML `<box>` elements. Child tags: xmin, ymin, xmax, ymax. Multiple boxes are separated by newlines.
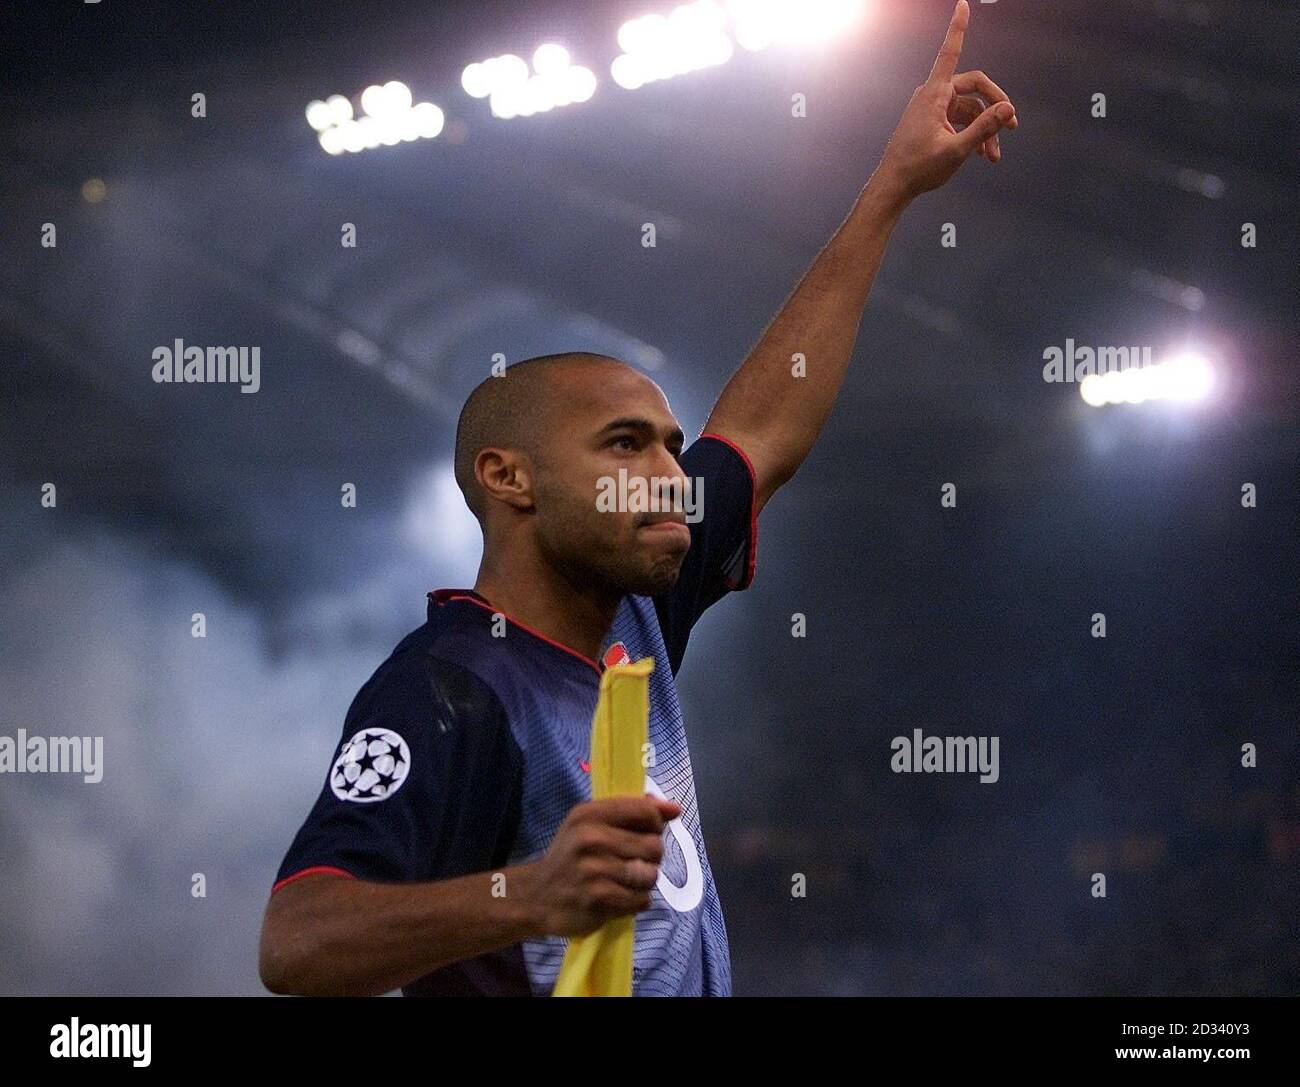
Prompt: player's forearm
<box><xmin>705</xmin><ymin>1</ymin><xmax>1018</xmax><ymax>507</ymax></box>
<box><xmin>259</xmin><ymin>862</ymin><xmax>546</xmax><ymax>996</ymax></box>
<box><xmin>704</xmin><ymin>167</ymin><xmax>910</xmax><ymax>507</ymax></box>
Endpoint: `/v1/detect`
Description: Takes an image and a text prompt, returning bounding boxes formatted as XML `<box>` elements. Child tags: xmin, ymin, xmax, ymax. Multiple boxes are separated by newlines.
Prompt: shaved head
<box><xmin>452</xmin><ymin>350</ymin><xmax>691</xmax><ymax>597</ymax></box>
<box><xmin>454</xmin><ymin>352</ymin><xmax>620</xmax><ymax>520</ymax></box>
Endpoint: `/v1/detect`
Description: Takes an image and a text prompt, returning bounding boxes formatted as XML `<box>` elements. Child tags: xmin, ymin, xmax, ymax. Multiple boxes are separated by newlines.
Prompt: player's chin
<box><xmin>621</xmin><ymin>551</ymin><xmax>685</xmax><ymax>597</ymax></box>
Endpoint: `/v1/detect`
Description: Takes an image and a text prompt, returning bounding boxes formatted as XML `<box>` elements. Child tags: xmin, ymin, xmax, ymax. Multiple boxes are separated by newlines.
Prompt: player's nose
<box><xmin>650</xmin><ymin>445</ymin><xmax>691</xmax><ymax>509</ymax></box>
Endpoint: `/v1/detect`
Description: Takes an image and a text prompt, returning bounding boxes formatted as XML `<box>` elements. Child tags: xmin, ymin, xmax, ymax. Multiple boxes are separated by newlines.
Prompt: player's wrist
<box><xmin>504</xmin><ymin>861</ymin><xmax>552</xmax><ymax>940</ymax></box>
<box><xmin>864</xmin><ymin>162</ymin><xmax>915</xmax><ymax>215</ymax></box>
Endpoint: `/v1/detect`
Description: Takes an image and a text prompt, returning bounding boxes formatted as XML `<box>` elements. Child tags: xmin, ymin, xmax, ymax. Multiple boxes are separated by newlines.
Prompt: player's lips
<box><xmin>637</xmin><ymin>517</ymin><xmax>691</xmax><ymax>546</ymax></box>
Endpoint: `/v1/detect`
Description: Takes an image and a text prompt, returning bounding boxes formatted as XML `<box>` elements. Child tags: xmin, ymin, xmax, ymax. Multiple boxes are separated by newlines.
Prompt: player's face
<box><xmin>533</xmin><ymin>363</ymin><xmax>693</xmax><ymax>598</ymax></box>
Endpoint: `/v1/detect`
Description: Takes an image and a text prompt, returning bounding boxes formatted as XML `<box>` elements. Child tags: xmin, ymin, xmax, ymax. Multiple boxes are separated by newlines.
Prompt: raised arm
<box><xmin>702</xmin><ymin>0</ymin><xmax>1017</xmax><ymax>512</ymax></box>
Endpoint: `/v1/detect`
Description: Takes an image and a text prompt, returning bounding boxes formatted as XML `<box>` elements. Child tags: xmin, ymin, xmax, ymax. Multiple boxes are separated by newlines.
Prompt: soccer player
<box><xmin>258</xmin><ymin>1</ymin><xmax>1015</xmax><ymax>996</ymax></box>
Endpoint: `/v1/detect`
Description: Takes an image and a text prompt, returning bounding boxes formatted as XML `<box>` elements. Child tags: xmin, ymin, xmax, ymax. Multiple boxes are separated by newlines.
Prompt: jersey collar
<box><xmin>427</xmin><ymin>589</ymin><xmax>605</xmax><ymax>677</ymax></box>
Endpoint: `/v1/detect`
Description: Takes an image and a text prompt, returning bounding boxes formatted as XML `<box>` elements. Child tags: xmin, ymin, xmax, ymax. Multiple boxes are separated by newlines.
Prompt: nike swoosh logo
<box><xmin>579</xmin><ymin>759</ymin><xmax>590</xmax><ymax>773</ymax></box>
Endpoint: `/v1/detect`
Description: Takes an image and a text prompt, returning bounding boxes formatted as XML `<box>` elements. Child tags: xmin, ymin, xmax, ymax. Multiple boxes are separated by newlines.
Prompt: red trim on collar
<box><xmin>429</xmin><ymin>588</ymin><xmax>487</xmax><ymax>606</ymax></box>
<box><xmin>698</xmin><ymin>431</ymin><xmax>759</xmax><ymax>590</ymax></box>
<box><xmin>428</xmin><ymin>589</ymin><xmax>603</xmax><ymax>677</ymax></box>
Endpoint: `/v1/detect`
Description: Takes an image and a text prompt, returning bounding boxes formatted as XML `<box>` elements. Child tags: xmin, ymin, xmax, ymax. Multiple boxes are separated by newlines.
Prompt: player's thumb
<box><xmin>957</xmin><ymin>101</ymin><xmax>1013</xmax><ymax>156</ymax></box>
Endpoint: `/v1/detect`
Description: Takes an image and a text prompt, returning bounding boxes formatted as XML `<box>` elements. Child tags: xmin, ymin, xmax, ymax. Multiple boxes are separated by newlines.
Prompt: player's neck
<box><xmin>473</xmin><ymin>555</ymin><xmax>620</xmax><ymax>664</ymax></box>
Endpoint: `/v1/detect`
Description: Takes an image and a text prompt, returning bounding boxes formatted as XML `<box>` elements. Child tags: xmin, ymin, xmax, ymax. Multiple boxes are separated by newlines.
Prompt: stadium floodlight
<box><xmin>1079</xmin><ymin>373</ymin><xmax>1107</xmax><ymax>407</ymax></box>
<box><xmin>360</xmin><ymin>84</ymin><xmax>387</xmax><ymax>118</ymax></box>
<box><xmin>411</xmin><ymin>102</ymin><xmax>445</xmax><ymax>139</ymax></box>
<box><xmin>339</xmin><ymin>120</ymin><xmax>365</xmax><ymax>153</ymax></box>
<box><xmin>613</xmin><ymin>2</ymin><xmax>733</xmax><ymax>89</ymax></box>
<box><xmin>360</xmin><ymin>81</ymin><xmax>412</xmax><ymax>119</ymax></box>
<box><xmin>489</xmin><ymin>86</ymin><xmax>522</xmax><ymax>119</ymax></box>
<box><xmin>307</xmin><ymin>81</ymin><xmax>446</xmax><ymax>153</ymax></box>
<box><xmin>729</xmin><ymin>0</ymin><xmax>868</xmax><ymax>51</ymax></box>
<box><xmin>356</xmin><ymin>116</ymin><xmax>383</xmax><ymax>149</ymax></box>
<box><xmin>1164</xmin><ymin>351</ymin><xmax>1215</xmax><ymax>401</ymax></box>
<box><xmin>305</xmin><ymin>100</ymin><xmax>334</xmax><ymax>131</ymax></box>
<box><xmin>377</xmin><ymin>116</ymin><xmax>405</xmax><ymax>146</ymax></box>
<box><xmin>317</xmin><ymin>126</ymin><xmax>347</xmax><ymax>155</ymax></box>
<box><xmin>487</xmin><ymin>54</ymin><xmax>530</xmax><ymax>91</ymax></box>
<box><xmin>470</xmin><ymin>46</ymin><xmax>596</xmax><ymax>118</ymax></box>
<box><xmin>533</xmin><ymin>43</ymin><xmax>571</xmax><ymax>76</ymax></box>
<box><xmin>383</xmin><ymin>81</ymin><xmax>412</xmax><ymax>112</ymax></box>
<box><xmin>325</xmin><ymin>95</ymin><xmax>353</xmax><ymax>125</ymax></box>
<box><xmin>564</xmin><ymin>65</ymin><xmax>598</xmax><ymax>103</ymax></box>
<box><xmin>462</xmin><ymin>62</ymin><xmax>492</xmax><ymax>98</ymax></box>
<box><xmin>527</xmin><ymin>75</ymin><xmax>558</xmax><ymax>113</ymax></box>
<box><xmin>359</xmin><ymin>85</ymin><xmax>381</xmax><ymax>117</ymax></box>
<box><xmin>611</xmin><ymin>54</ymin><xmax>646</xmax><ymax>90</ymax></box>
<box><xmin>1079</xmin><ymin>351</ymin><xmax>1216</xmax><ymax>408</ymax></box>
<box><xmin>618</xmin><ymin>13</ymin><xmax>669</xmax><ymax>55</ymax></box>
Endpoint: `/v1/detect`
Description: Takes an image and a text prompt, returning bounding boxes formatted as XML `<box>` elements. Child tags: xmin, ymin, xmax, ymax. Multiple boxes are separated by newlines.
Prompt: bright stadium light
<box><xmin>564</xmin><ymin>65</ymin><xmax>598</xmax><ymax>103</ymax></box>
<box><xmin>613</xmin><ymin>2</ymin><xmax>733</xmax><ymax>89</ymax></box>
<box><xmin>377</xmin><ymin>116</ymin><xmax>405</xmax><ymax>146</ymax></box>
<box><xmin>360</xmin><ymin>84</ymin><xmax>388</xmax><ymax>118</ymax></box>
<box><xmin>1079</xmin><ymin>351</ymin><xmax>1217</xmax><ymax>408</ymax></box>
<box><xmin>619</xmin><ymin>13</ymin><xmax>669</xmax><ymax>54</ymax></box>
<box><xmin>359</xmin><ymin>80</ymin><xmax>412</xmax><ymax>119</ymax></box>
<box><xmin>611</xmin><ymin>54</ymin><xmax>647</xmax><ymax>90</ymax></box>
<box><xmin>487</xmin><ymin>54</ymin><xmax>530</xmax><ymax>90</ymax></box>
<box><xmin>729</xmin><ymin>0</ymin><xmax>868</xmax><ymax>50</ymax></box>
<box><xmin>356</xmin><ymin>116</ymin><xmax>383</xmax><ymax>149</ymax></box>
<box><xmin>1165</xmin><ymin>351</ymin><xmax>1215</xmax><ymax>400</ymax></box>
<box><xmin>1079</xmin><ymin>373</ymin><xmax>1107</xmax><ymax>407</ymax></box>
<box><xmin>361</xmin><ymin>83</ymin><xmax>400</xmax><ymax>118</ymax></box>
<box><xmin>472</xmin><ymin>46</ymin><xmax>596</xmax><ymax>118</ymax></box>
<box><xmin>318</xmin><ymin>126</ymin><xmax>347</xmax><ymax>155</ymax></box>
<box><xmin>305</xmin><ymin>100</ymin><xmax>334</xmax><ymax>131</ymax></box>
<box><xmin>489</xmin><ymin>86</ymin><xmax>522</xmax><ymax>119</ymax></box>
<box><xmin>307</xmin><ymin>83</ymin><xmax>446</xmax><ymax>153</ymax></box>
<box><xmin>339</xmin><ymin>120</ymin><xmax>365</xmax><ymax>153</ymax></box>
<box><xmin>533</xmin><ymin>43</ymin><xmax>571</xmax><ymax>76</ymax></box>
<box><xmin>383</xmin><ymin>80</ymin><xmax>412</xmax><ymax>112</ymax></box>
<box><xmin>399</xmin><ymin>111</ymin><xmax>423</xmax><ymax>141</ymax></box>
<box><xmin>462</xmin><ymin>62</ymin><xmax>492</xmax><ymax>98</ymax></box>
<box><xmin>326</xmin><ymin>95</ymin><xmax>353</xmax><ymax>124</ymax></box>
<box><xmin>525</xmin><ymin>75</ymin><xmax>557</xmax><ymax>113</ymax></box>
<box><xmin>411</xmin><ymin>102</ymin><xmax>445</xmax><ymax>138</ymax></box>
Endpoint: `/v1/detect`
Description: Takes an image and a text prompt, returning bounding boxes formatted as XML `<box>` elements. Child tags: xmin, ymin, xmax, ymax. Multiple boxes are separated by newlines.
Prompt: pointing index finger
<box><xmin>927</xmin><ymin>0</ymin><xmax>970</xmax><ymax>87</ymax></box>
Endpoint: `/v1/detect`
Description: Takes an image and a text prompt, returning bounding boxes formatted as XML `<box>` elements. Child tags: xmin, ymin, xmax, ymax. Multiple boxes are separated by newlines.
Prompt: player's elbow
<box><xmin>258</xmin><ymin>915</ymin><xmax>307</xmax><ymax>995</ymax></box>
<box><xmin>259</xmin><ymin>880</ymin><xmax>385</xmax><ymax>996</ymax></box>
<box><xmin>260</xmin><ymin>924</ymin><xmax>350</xmax><ymax>996</ymax></box>
<box><xmin>258</xmin><ymin>948</ymin><xmax>292</xmax><ymax>995</ymax></box>
<box><xmin>258</xmin><ymin>891</ymin><xmax>331</xmax><ymax>996</ymax></box>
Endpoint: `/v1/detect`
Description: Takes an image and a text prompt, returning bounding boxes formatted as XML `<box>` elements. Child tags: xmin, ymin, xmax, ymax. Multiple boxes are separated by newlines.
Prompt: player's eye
<box><xmin>609</xmin><ymin>434</ymin><xmax>637</xmax><ymax>452</ymax></box>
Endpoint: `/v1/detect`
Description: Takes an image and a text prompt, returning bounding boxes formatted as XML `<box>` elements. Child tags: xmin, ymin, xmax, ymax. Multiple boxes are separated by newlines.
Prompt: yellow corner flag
<box><xmin>552</xmin><ymin>656</ymin><xmax>654</xmax><ymax>997</ymax></box>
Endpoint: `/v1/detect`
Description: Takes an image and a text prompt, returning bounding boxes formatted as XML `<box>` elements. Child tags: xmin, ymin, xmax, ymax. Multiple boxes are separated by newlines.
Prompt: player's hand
<box><xmin>875</xmin><ymin>0</ymin><xmax>1018</xmax><ymax>202</ymax></box>
<box><xmin>526</xmin><ymin>794</ymin><xmax>680</xmax><ymax>937</ymax></box>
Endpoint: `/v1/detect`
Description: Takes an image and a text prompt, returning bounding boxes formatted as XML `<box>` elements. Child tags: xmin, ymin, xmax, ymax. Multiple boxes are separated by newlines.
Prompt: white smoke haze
<box><xmin>0</xmin><ymin>531</ymin><xmax>407</xmax><ymax>995</ymax></box>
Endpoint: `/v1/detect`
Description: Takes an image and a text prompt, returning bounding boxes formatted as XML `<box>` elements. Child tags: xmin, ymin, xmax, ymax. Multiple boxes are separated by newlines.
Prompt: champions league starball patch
<box><xmin>330</xmin><ymin>728</ymin><xmax>410</xmax><ymax>803</ymax></box>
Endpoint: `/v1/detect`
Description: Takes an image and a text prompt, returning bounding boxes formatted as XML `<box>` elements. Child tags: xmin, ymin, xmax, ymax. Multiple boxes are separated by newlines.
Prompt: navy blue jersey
<box><xmin>271</xmin><ymin>433</ymin><xmax>758</xmax><ymax>995</ymax></box>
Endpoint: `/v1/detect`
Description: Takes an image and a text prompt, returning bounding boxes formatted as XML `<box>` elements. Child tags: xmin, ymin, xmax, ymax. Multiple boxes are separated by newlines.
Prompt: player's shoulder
<box><xmin>680</xmin><ymin>431</ymin><xmax>756</xmax><ymax>478</ymax></box>
<box><xmin>344</xmin><ymin>603</ymin><xmax>512</xmax><ymax>737</ymax></box>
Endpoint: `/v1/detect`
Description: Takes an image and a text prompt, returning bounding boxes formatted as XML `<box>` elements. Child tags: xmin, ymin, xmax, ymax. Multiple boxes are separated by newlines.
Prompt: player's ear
<box><xmin>475</xmin><ymin>447</ymin><xmax>535</xmax><ymax>512</ymax></box>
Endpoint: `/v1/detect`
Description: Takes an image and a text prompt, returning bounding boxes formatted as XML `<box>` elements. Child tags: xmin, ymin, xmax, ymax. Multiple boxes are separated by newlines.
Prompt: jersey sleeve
<box><xmin>270</xmin><ymin>649</ymin><xmax>523</xmax><ymax>896</ymax></box>
<box><xmin>653</xmin><ymin>431</ymin><xmax>759</xmax><ymax>674</ymax></box>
